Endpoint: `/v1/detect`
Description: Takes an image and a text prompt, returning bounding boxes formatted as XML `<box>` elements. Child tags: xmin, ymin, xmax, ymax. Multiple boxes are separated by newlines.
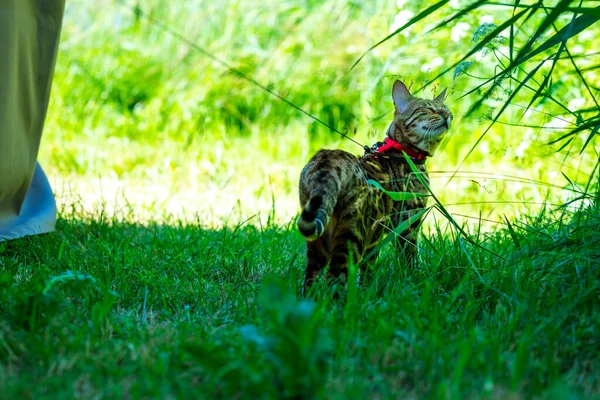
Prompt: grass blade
<box><xmin>359</xmin><ymin>207</ymin><xmax>430</xmax><ymax>267</ymax></box>
<box><xmin>503</xmin><ymin>216</ymin><xmax>522</xmax><ymax>249</ymax></box>
<box><xmin>580</xmin><ymin>124</ymin><xmax>600</xmax><ymax>154</ymax></box>
<box><xmin>402</xmin><ymin>153</ymin><xmax>505</xmax><ymax>262</ymax></box>
<box><xmin>519</xmin><ymin>7</ymin><xmax>600</xmax><ymax>63</ymax></box>
<box><xmin>419</xmin><ymin>6</ymin><xmax>530</xmax><ymax>95</ymax></box>
<box><xmin>367</xmin><ymin>179</ymin><xmax>430</xmax><ymax>201</ymax></box>
<box><xmin>547</xmin><ymin>115</ymin><xmax>600</xmax><ymax>145</ymax></box>
<box><xmin>455</xmin><ymin>59</ymin><xmax>546</xmax><ymax>170</ymax></box>
<box><xmin>350</xmin><ymin>0</ymin><xmax>449</xmax><ymax>70</ymax></box>
<box><xmin>428</xmin><ymin>0</ymin><xmax>489</xmax><ymax>34</ymax></box>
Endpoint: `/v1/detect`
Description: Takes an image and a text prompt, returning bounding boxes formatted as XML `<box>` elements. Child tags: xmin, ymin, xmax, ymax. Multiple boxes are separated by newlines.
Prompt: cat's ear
<box><xmin>392</xmin><ymin>80</ymin><xmax>412</xmax><ymax>113</ymax></box>
<box><xmin>434</xmin><ymin>88</ymin><xmax>447</xmax><ymax>103</ymax></box>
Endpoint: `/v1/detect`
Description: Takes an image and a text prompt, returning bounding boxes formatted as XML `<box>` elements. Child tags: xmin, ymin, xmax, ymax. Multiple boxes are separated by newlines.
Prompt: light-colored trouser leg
<box><xmin>0</xmin><ymin>0</ymin><xmax>65</xmax><ymax>241</ymax></box>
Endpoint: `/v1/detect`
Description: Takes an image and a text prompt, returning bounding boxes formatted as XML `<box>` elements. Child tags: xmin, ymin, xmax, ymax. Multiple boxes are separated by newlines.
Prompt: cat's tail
<box><xmin>297</xmin><ymin>194</ymin><xmax>331</xmax><ymax>241</ymax></box>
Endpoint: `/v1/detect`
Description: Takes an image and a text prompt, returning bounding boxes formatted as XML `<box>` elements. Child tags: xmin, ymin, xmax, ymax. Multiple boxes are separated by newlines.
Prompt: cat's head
<box><xmin>386</xmin><ymin>80</ymin><xmax>452</xmax><ymax>156</ymax></box>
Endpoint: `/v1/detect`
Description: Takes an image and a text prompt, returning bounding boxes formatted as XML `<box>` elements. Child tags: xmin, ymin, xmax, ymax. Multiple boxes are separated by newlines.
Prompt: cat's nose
<box><xmin>437</xmin><ymin>110</ymin><xmax>449</xmax><ymax>119</ymax></box>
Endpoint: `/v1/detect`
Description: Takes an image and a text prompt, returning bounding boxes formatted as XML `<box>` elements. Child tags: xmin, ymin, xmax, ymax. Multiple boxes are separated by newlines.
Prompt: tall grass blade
<box><xmin>547</xmin><ymin>115</ymin><xmax>600</xmax><ymax>145</ymax></box>
<box><xmin>402</xmin><ymin>153</ymin><xmax>504</xmax><ymax>262</ymax></box>
<box><xmin>367</xmin><ymin>179</ymin><xmax>430</xmax><ymax>201</ymax></box>
<box><xmin>425</xmin><ymin>7</ymin><xmax>530</xmax><ymax>91</ymax></box>
<box><xmin>350</xmin><ymin>0</ymin><xmax>449</xmax><ymax>71</ymax></box>
<box><xmin>466</xmin><ymin>3</ymin><xmax>599</xmax><ymax>119</ymax></box>
<box><xmin>580</xmin><ymin>124</ymin><xmax>600</xmax><ymax>153</ymax></box>
<box><xmin>517</xmin><ymin>0</ymin><xmax>573</xmax><ymax>59</ymax></box>
<box><xmin>457</xmin><ymin>60</ymin><xmax>545</xmax><ymax>171</ymax></box>
<box><xmin>518</xmin><ymin>8</ymin><xmax>600</xmax><ymax>63</ymax></box>
<box><xmin>359</xmin><ymin>207</ymin><xmax>429</xmax><ymax>267</ymax></box>
<box><xmin>428</xmin><ymin>0</ymin><xmax>489</xmax><ymax>33</ymax></box>
<box><xmin>503</xmin><ymin>216</ymin><xmax>522</xmax><ymax>249</ymax></box>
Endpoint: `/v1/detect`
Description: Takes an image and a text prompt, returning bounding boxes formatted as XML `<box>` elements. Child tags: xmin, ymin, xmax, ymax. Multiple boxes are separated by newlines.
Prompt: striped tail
<box><xmin>297</xmin><ymin>195</ymin><xmax>330</xmax><ymax>241</ymax></box>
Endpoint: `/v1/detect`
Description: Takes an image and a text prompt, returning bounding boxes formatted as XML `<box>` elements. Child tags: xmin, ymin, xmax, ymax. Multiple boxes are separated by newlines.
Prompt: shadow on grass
<box><xmin>0</xmin><ymin>206</ymin><xmax>599</xmax><ymax>398</ymax></box>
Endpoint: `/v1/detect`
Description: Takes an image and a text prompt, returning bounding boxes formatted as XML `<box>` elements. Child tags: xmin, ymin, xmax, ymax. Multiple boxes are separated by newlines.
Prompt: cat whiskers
<box><xmin>420</xmin><ymin>126</ymin><xmax>438</xmax><ymax>139</ymax></box>
<box><xmin>426</xmin><ymin>122</ymin><xmax>448</xmax><ymax>138</ymax></box>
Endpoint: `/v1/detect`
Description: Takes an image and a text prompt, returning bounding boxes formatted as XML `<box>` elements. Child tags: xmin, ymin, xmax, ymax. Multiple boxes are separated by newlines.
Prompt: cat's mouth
<box><xmin>435</xmin><ymin>118</ymin><xmax>451</xmax><ymax>132</ymax></box>
<box><xmin>425</xmin><ymin>120</ymin><xmax>450</xmax><ymax>136</ymax></box>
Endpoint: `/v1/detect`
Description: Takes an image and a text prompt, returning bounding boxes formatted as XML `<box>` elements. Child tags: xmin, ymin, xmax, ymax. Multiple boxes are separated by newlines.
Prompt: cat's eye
<box><xmin>405</xmin><ymin>107</ymin><xmax>431</xmax><ymax>122</ymax></box>
<box><xmin>416</xmin><ymin>107</ymin><xmax>433</xmax><ymax>114</ymax></box>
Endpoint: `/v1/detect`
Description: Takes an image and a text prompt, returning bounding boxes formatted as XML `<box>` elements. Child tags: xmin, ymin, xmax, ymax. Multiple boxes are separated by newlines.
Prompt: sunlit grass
<box><xmin>40</xmin><ymin>0</ymin><xmax>599</xmax><ymax>227</ymax></box>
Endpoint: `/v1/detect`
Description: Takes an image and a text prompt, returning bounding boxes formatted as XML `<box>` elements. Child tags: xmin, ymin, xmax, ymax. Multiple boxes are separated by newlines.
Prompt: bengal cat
<box><xmin>297</xmin><ymin>80</ymin><xmax>452</xmax><ymax>292</ymax></box>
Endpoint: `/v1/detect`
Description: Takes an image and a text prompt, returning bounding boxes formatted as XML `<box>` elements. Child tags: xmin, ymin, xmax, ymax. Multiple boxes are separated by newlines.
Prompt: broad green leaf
<box><xmin>367</xmin><ymin>179</ymin><xmax>430</xmax><ymax>201</ymax></box>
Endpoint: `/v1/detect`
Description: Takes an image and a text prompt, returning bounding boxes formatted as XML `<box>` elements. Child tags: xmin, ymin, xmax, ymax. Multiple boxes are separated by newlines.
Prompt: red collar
<box><xmin>372</xmin><ymin>138</ymin><xmax>428</xmax><ymax>161</ymax></box>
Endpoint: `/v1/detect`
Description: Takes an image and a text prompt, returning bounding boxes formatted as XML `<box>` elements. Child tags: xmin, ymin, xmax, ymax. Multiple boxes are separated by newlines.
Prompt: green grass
<box><xmin>1</xmin><ymin>201</ymin><xmax>599</xmax><ymax>398</ymax></box>
<box><xmin>5</xmin><ymin>0</ymin><xmax>600</xmax><ymax>398</ymax></box>
<box><xmin>41</xmin><ymin>0</ymin><xmax>600</xmax><ymax>224</ymax></box>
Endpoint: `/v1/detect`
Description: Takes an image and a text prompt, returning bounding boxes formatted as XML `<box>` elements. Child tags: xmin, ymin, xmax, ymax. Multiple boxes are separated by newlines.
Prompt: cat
<box><xmin>297</xmin><ymin>80</ymin><xmax>452</xmax><ymax>292</ymax></box>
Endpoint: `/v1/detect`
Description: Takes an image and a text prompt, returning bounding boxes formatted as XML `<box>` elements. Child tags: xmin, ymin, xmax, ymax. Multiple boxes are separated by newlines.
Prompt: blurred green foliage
<box><xmin>41</xmin><ymin>0</ymin><xmax>600</xmax><ymax>224</ymax></box>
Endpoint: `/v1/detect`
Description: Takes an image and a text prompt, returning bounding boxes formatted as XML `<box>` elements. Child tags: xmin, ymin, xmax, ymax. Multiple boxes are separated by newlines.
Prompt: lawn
<box><xmin>1</xmin><ymin>203</ymin><xmax>599</xmax><ymax>398</ymax></box>
<box><xmin>2</xmin><ymin>0</ymin><xmax>600</xmax><ymax>398</ymax></box>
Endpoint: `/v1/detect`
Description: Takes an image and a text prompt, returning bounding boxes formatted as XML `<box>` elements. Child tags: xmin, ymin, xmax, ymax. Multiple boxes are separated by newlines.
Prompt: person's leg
<box><xmin>0</xmin><ymin>0</ymin><xmax>65</xmax><ymax>241</ymax></box>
